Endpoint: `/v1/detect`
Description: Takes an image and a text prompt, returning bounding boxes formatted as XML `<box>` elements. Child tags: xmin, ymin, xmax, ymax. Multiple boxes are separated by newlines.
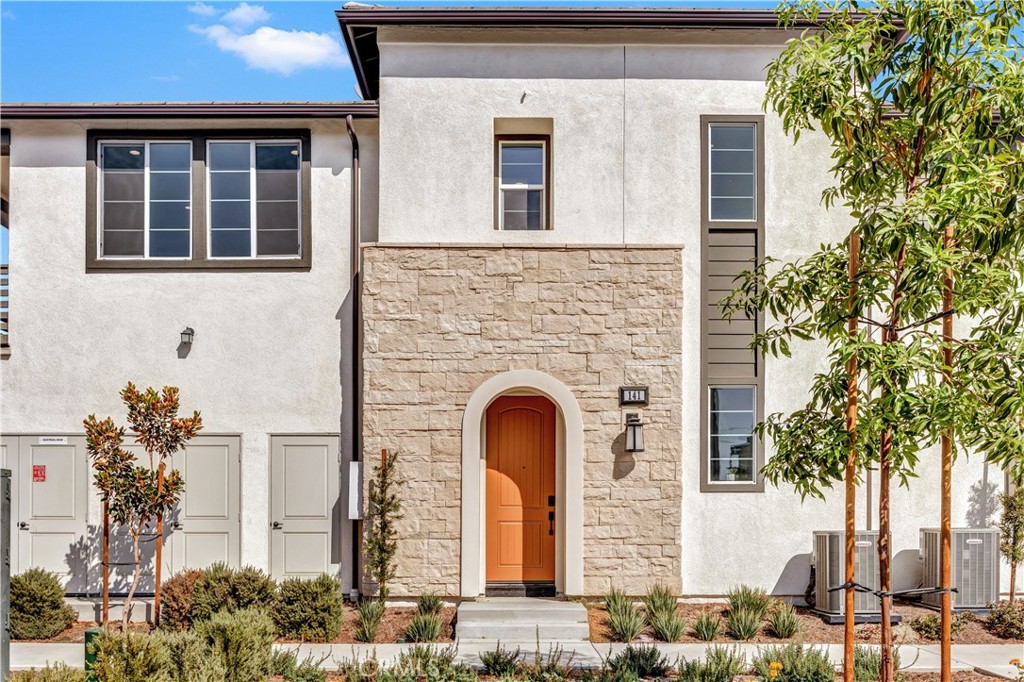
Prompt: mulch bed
<box><xmin>283</xmin><ymin>605</ymin><xmax>458</xmax><ymax>644</ymax></box>
<box><xmin>587</xmin><ymin>601</ymin><xmax>1024</xmax><ymax>646</ymax></box>
<box><xmin>18</xmin><ymin>620</ymin><xmax>151</xmax><ymax>643</ymax></box>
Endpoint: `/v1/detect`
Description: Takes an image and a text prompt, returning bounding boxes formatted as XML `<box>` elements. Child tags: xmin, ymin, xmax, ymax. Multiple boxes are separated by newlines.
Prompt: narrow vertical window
<box><xmin>209</xmin><ymin>141</ymin><xmax>301</xmax><ymax>258</ymax></box>
<box><xmin>700</xmin><ymin>115</ymin><xmax>765</xmax><ymax>492</ymax></box>
<box><xmin>498</xmin><ymin>140</ymin><xmax>546</xmax><ymax>230</ymax></box>
<box><xmin>100</xmin><ymin>142</ymin><xmax>191</xmax><ymax>258</ymax></box>
<box><xmin>708</xmin><ymin>386</ymin><xmax>756</xmax><ymax>482</ymax></box>
<box><xmin>709</xmin><ymin>124</ymin><xmax>757</xmax><ymax>222</ymax></box>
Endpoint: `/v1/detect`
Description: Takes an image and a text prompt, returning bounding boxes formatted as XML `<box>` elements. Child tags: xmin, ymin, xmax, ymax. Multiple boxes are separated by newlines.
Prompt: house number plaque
<box><xmin>619</xmin><ymin>386</ymin><xmax>649</xmax><ymax>406</ymax></box>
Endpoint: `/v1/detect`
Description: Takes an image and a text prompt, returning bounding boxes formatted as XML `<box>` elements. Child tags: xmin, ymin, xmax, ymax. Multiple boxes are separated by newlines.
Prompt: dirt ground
<box><xmin>316</xmin><ymin>604</ymin><xmax>457</xmax><ymax>644</ymax></box>
<box><xmin>586</xmin><ymin>601</ymin><xmax>1024</xmax><ymax>645</ymax></box>
<box><xmin>18</xmin><ymin>620</ymin><xmax>151</xmax><ymax>643</ymax></box>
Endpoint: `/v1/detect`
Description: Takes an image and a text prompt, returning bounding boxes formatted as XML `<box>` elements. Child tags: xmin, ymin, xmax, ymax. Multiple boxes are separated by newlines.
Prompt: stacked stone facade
<box><xmin>361</xmin><ymin>244</ymin><xmax>684</xmax><ymax>596</ymax></box>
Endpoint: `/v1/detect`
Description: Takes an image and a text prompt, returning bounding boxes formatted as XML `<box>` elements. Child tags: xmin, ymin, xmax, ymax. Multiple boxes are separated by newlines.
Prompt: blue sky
<box><xmin>0</xmin><ymin>1</ymin><xmax>773</xmax><ymax>103</ymax></box>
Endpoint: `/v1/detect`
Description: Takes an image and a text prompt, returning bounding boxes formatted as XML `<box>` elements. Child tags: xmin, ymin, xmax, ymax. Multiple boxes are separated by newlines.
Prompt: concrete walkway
<box><xmin>11</xmin><ymin>641</ymin><xmax>1024</xmax><ymax>678</ymax></box>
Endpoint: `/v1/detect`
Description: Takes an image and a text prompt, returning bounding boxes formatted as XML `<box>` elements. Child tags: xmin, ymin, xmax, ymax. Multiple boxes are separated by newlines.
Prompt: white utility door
<box><xmin>165</xmin><ymin>436</ymin><xmax>240</xmax><ymax>573</ymax></box>
<box><xmin>270</xmin><ymin>436</ymin><xmax>340</xmax><ymax>579</ymax></box>
<box><xmin>17</xmin><ymin>437</ymin><xmax>90</xmax><ymax>591</ymax></box>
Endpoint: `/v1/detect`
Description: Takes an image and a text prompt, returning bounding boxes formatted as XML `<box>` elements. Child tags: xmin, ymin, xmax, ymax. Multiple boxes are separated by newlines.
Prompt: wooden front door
<box><xmin>486</xmin><ymin>396</ymin><xmax>556</xmax><ymax>583</ymax></box>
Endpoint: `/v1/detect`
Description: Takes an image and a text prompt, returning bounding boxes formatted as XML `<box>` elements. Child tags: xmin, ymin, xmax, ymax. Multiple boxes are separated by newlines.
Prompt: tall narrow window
<box><xmin>700</xmin><ymin>116</ymin><xmax>765</xmax><ymax>492</ymax></box>
<box><xmin>209</xmin><ymin>140</ymin><xmax>301</xmax><ymax>258</ymax></box>
<box><xmin>100</xmin><ymin>141</ymin><xmax>191</xmax><ymax>258</ymax></box>
<box><xmin>498</xmin><ymin>140</ymin><xmax>546</xmax><ymax>230</ymax></box>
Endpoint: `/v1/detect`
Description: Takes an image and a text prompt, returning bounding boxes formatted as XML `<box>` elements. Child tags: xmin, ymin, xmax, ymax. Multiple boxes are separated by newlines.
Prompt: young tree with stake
<box><xmin>84</xmin><ymin>384</ymin><xmax>202</xmax><ymax>627</ymax></box>
<box><xmin>725</xmin><ymin>3</ymin><xmax>1024</xmax><ymax>682</ymax></box>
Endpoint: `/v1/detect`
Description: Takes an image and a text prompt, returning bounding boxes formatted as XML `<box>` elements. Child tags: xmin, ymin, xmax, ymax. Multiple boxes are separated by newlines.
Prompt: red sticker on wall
<box><xmin>32</xmin><ymin>465</ymin><xmax>46</xmax><ymax>482</ymax></box>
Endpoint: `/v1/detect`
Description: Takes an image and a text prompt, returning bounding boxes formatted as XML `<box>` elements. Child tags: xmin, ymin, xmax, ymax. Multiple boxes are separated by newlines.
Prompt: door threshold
<box><xmin>485</xmin><ymin>582</ymin><xmax>556</xmax><ymax>598</ymax></box>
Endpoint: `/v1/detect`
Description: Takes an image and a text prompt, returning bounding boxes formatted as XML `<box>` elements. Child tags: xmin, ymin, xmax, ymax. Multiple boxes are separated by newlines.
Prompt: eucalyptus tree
<box><xmin>723</xmin><ymin>3</ymin><xmax>1024</xmax><ymax>682</ymax></box>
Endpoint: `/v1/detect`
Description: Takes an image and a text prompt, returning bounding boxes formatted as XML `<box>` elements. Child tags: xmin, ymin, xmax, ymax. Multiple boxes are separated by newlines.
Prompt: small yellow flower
<box><xmin>1011</xmin><ymin>659</ymin><xmax>1021</xmax><ymax>667</ymax></box>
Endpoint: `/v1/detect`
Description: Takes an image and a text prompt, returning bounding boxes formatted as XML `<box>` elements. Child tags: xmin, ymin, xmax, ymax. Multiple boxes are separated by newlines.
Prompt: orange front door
<box><xmin>486</xmin><ymin>396</ymin><xmax>556</xmax><ymax>583</ymax></box>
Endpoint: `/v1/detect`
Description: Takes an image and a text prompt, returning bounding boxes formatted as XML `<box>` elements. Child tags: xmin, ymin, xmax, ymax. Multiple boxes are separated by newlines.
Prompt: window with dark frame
<box><xmin>100</xmin><ymin>142</ymin><xmax>192</xmax><ymax>259</ymax></box>
<box><xmin>700</xmin><ymin>114</ymin><xmax>765</xmax><ymax>492</ymax></box>
<box><xmin>88</xmin><ymin>130</ymin><xmax>311</xmax><ymax>271</ymax></box>
<box><xmin>497</xmin><ymin>139</ymin><xmax>547</xmax><ymax>231</ymax></box>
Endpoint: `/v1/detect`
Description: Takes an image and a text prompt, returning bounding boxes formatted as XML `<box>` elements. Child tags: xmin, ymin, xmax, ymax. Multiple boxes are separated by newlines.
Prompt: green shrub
<box><xmin>520</xmin><ymin>642</ymin><xmax>573</xmax><ymax>682</ymax></box>
<box><xmin>853</xmin><ymin>644</ymin><xmax>902</xmax><ymax>682</ymax></box>
<box><xmin>9</xmin><ymin>664</ymin><xmax>88</xmax><ymax>682</ymax></box>
<box><xmin>10</xmin><ymin>568</ymin><xmax>77</xmax><ymax>640</ymax></box>
<box><xmin>604</xmin><ymin>588</ymin><xmax>630</xmax><ymax>619</ymax></box>
<box><xmin>726</xmin><ymin>607</ymin><xmax>760</xmax><ymax>640</ymax></box>
<box><xmin>195</xmin><ymin>607</ymin><xmax>274</xmax><ymax>682</ymax></box>
<box><xmin>986</xmin><ymin>600</ymin><xmax>1024</xmax><ymax>639</ymax></box>
<box><xmin>693</xmin><ymin>612</ymin><xmax>724</xmax><ymax>641</ymax></box>
<box><xmin>160</xmin><ymin>630</ymin><xmax>226</xmax><ymax>682</ymax></box>
<box><xmin>606</xmin><ymin>603</ymin><xmax>646</xmax><ymax>642</ymax></box>
<box><xmin>160</xmin><ymin>569</ymin><xmax>203</xmax><ymax>631</ymax></box>
<box><xmin>677</xmin><ymin>646</ymin><xmax>746</xmax><ymax>682</ymax></box>
<box><xmin>90</xmin><ymin>630</ymin><xmax>170</xmax><ymax>682</ymax></box>
<box><xmin>384</xmin><ymin>644</ymin><xmax>477</xmax><ymax>682</ymax></box>
<box><xmin>768</xmin><ymin>602</ymin><xmax>801</xmax><ymax>639</ymax></box>
<box><xmin>641</xmin><ymin>584</ymin><xmax>677</xmax><ymax>619</ymax></box>
<box><xmin>355</xmin><ymin>598</ymin><xmax>386</xmax><ymax>643</ymax></box>
<box><xmin>479</xmin><ymin>642</ymin><xmax>522</xmax><ymax>676</ymax></box>
<box><xmin>752</xmin><ymin>644</ymin><xmax>834</xmax><ymax>682</ymax></box>
<box><xmin>726</xmin><ymin>585</ymin><xmax>771</xmax><ymax>621</ymax></box>
<box><xmin>191</xmin><ymin>563</ymin><xmax>276</xmax><ymax>622</ymax></box>
<box><xmin>272</xmin><ymin>648</ymin><xmax>330</xmax><ymax>682</ymax></box>
<box><xmin>607</xmin><ymin>644</ymin><xmax>672</xmax><ymax>678</ymax></box>
<box><xmin>274</xmin><ymin>574</ymin><xmax>344</xmax><ymax>642</ymax></box>
<box><xmin>909</xmin><ymin>612</ymin><xmax>971</xmax><ymax>640</ymax></box>
<box><xmin>417</xmin><ymin>594</ymin><xmax>443</xmax><ymax>616</ymax></box>
<box><xmin>406</xmin><ymin>612</ymin><xmax>443</xmax><ymax>642</ymax></box>
<box><xmin>649</xmin><ymin>609</ymin><xmax>686</xmax><ymax>642</ymax></box>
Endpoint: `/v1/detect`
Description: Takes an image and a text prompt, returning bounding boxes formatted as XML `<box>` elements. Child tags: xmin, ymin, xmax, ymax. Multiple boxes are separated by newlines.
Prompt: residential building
<box><xmin>0</xmin><ymin>7</ymin><xmax>1012</xmax><ymax>607</ymax></box>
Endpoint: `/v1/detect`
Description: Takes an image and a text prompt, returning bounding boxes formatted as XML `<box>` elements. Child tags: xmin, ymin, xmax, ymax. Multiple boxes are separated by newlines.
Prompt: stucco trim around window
<box><xmin>85</xmin><ymin>129</ymin><xmax>312</xmax><ymax>271</ymax></box>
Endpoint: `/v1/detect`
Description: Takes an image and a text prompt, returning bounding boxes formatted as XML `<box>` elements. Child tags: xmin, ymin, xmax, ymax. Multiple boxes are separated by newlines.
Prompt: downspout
<box><xmin>346</xmin><ymin>114</ymin><xmax>362</xmax><ymax>596</ymax></box>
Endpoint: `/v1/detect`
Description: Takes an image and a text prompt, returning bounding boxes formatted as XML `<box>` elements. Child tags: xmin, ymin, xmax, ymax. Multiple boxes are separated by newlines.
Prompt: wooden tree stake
<box><xmin>844</xmin><ymin>232</ymin><xmax>860</xmax><ymax>682</ymax></box>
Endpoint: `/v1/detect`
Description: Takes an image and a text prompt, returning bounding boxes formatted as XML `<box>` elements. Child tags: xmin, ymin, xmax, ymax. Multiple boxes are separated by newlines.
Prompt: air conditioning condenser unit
<box><xmin>919</xmin><ymin>528</ymin><xmax>999</xmax><ymax>612</ymax></box>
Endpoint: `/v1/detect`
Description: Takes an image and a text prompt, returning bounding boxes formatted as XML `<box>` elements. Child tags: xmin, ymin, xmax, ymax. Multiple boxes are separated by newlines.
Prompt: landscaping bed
<box><xmin>587</xmin><ymin>590</ymin><xmax>1024</xmax><ymax>646</ymax></box>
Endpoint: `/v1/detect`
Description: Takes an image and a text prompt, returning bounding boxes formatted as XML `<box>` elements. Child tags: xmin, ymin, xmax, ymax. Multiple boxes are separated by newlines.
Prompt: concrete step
<box><xmin>456</xmin><ymin>598</ymin><xmax>590</xmax><ymax>641</ymax></box>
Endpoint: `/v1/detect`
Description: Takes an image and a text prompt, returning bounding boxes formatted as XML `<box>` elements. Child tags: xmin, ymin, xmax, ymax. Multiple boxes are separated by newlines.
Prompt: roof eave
<box><xmin>0</xmin><ymin>101</ymin><xmax>380</xmax><ymax>120</ymax></box>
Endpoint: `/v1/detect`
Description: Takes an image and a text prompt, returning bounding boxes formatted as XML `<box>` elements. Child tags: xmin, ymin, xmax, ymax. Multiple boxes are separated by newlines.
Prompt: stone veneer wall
<box><xmin>361</xmin><ymin>245</ymin><xmax>683</xmax><ymax>596</ymax></box>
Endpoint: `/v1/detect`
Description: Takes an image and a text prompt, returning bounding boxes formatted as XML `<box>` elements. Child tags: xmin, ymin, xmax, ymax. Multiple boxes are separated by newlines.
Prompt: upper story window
<box><xmin>208</xmin><ymin>141</ymin><xmax>301</xmax><ymax>259</ymax></box>
<box><xmin>100</xmin><ymin>142</ymin><xmax>192</xmax><ymax>259</ymax></box>
<box><xmin>497</xmin><ymin>138</ymin><xmax>548</xmax><ymax>231</ymax></box>
<box><xmin>87</xmin><ymin>130</ymin><xmax>311</xmax><ymax>271</ymax></box>
<box><xmin>702</xmin><ymin>116</ymin><xmax>764</xmax><ymax>228</ymax></box>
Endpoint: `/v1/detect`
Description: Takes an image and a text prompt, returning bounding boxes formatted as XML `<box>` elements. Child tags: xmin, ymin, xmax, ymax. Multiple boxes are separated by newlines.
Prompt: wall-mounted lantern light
<box><xmin>180</xmin><ymin>327</ymin><xmax>195</xmax><ymax>346</ymax></box>
<box><xmin>624</xmin><ymin>412</ymin><xmax>645</xmax><ymax>453</ymax></box>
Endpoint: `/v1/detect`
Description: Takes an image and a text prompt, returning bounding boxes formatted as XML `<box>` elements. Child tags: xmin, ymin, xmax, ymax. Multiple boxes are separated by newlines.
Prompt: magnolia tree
<box><xmin>724</xmin><ymin>2</ymin><xmax>1024</xmax><ymax>682</ymax></box>
<box><xmin>84</xmin><ymin>384</ymin><xmax>202</xmax><ymax>626</ymax></box>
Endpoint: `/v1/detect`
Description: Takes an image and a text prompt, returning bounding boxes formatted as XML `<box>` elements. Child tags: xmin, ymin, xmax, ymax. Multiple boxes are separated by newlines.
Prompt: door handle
<box><xmin>18</xmin><ymin>521</ymin><xmax>28</xmax><ymax>530</ymax></box>
<box><xmin>172</xmin><ymin>521</ymin><xmax>183</xmax><ymax>530</ymax></box>
<box><xmin>272</xmin><ymin>521</ymin><xmax>283</xmax><ymax>530</ymax></box>
<box><xmin>548</xmin><ymin>511</ymin><xmax>554</xmax><ymax>536</ymax></box>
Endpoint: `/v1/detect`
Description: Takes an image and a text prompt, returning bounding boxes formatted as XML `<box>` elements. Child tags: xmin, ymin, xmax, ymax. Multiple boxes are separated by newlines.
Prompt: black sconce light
<box><xmin>180</xmin><ymin>327</ymin><xmax>195</xmax><ymax>346</ymax></box>
<box><xmin>624</xmin><ymin>412</ymin><xmax>645</xmax><ymax>453</ymax></box>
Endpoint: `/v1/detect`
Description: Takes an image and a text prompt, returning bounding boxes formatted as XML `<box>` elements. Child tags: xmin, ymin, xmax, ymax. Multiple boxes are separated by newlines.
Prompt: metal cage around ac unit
<box><xmin>812</xmin><ymin>530</ymin><xmax>881</xmax><ymax>616</ymax></box>
<box><xmin>919</xmin><ymin>528</ymin><xmax>999</xmax><ymax>610</ymax></box>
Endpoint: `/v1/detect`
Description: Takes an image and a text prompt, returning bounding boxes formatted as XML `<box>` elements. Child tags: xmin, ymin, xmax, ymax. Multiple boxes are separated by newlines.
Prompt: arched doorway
<box><xmin>461</xmin><ymin>370</ymin><xmax>584</xmax><ymax>598</ymax></box>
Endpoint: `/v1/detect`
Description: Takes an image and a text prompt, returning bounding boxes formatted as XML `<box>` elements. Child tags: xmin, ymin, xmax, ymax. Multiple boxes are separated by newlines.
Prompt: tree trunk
<box><xmin>154</xmin><ymin>462</ymin><xmax>165</xmax><ymax>626</ymax></box>
<box><xmin>940</xmin><ymin>223</ymin><xmax>954</xmax><ymax>682</ymax></box>
<box><xmin>123</xmin><ymin>530</ymin><xmax>143</xmax><ymax>629</ymax></box>
<box><xmin>1010</xmin><ymin>562</ymin><xmax>1016</xmax><ymax>603</ymax></box>
<box><xmin>879</xmin><ymin>425</ymin><xmax>894</xmax><ymax>682</ymax></box>
<box><xmin>844</xmin><ymin>232</ymin><xmax>860</xmax><ymax>682</ymax></box>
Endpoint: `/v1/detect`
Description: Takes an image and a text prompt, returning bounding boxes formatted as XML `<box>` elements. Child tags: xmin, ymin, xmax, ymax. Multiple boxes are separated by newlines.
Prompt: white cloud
<box><xmin>222</xmin><ymin>3</ymin><xmax>270</xmax><ymax>27</ymax></box>
<box><xmin>190</xmin><ymin>24</ymin><xmax>347</xmax><ymax>75</ymax></box>
<box><xmin>187</xmin><ymin>2</ymin><xmax>218</xmax><ymax>17</ymax></box>
<box><xmin>2</xmin><ymin>9</ymin><xmax>16</xmax><ymax>20</ymax></box>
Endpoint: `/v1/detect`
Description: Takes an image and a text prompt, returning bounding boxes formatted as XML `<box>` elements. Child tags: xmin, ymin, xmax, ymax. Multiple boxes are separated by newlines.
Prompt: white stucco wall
<box><xmin>374</xmin><ymin>28</ymin><xmax>1010</xmax><ymax>597</ymax></box>
<box><xmin>0</xmin><ymin>117</ymin><xmax>379</xmax><ymax>588</ymax></box>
